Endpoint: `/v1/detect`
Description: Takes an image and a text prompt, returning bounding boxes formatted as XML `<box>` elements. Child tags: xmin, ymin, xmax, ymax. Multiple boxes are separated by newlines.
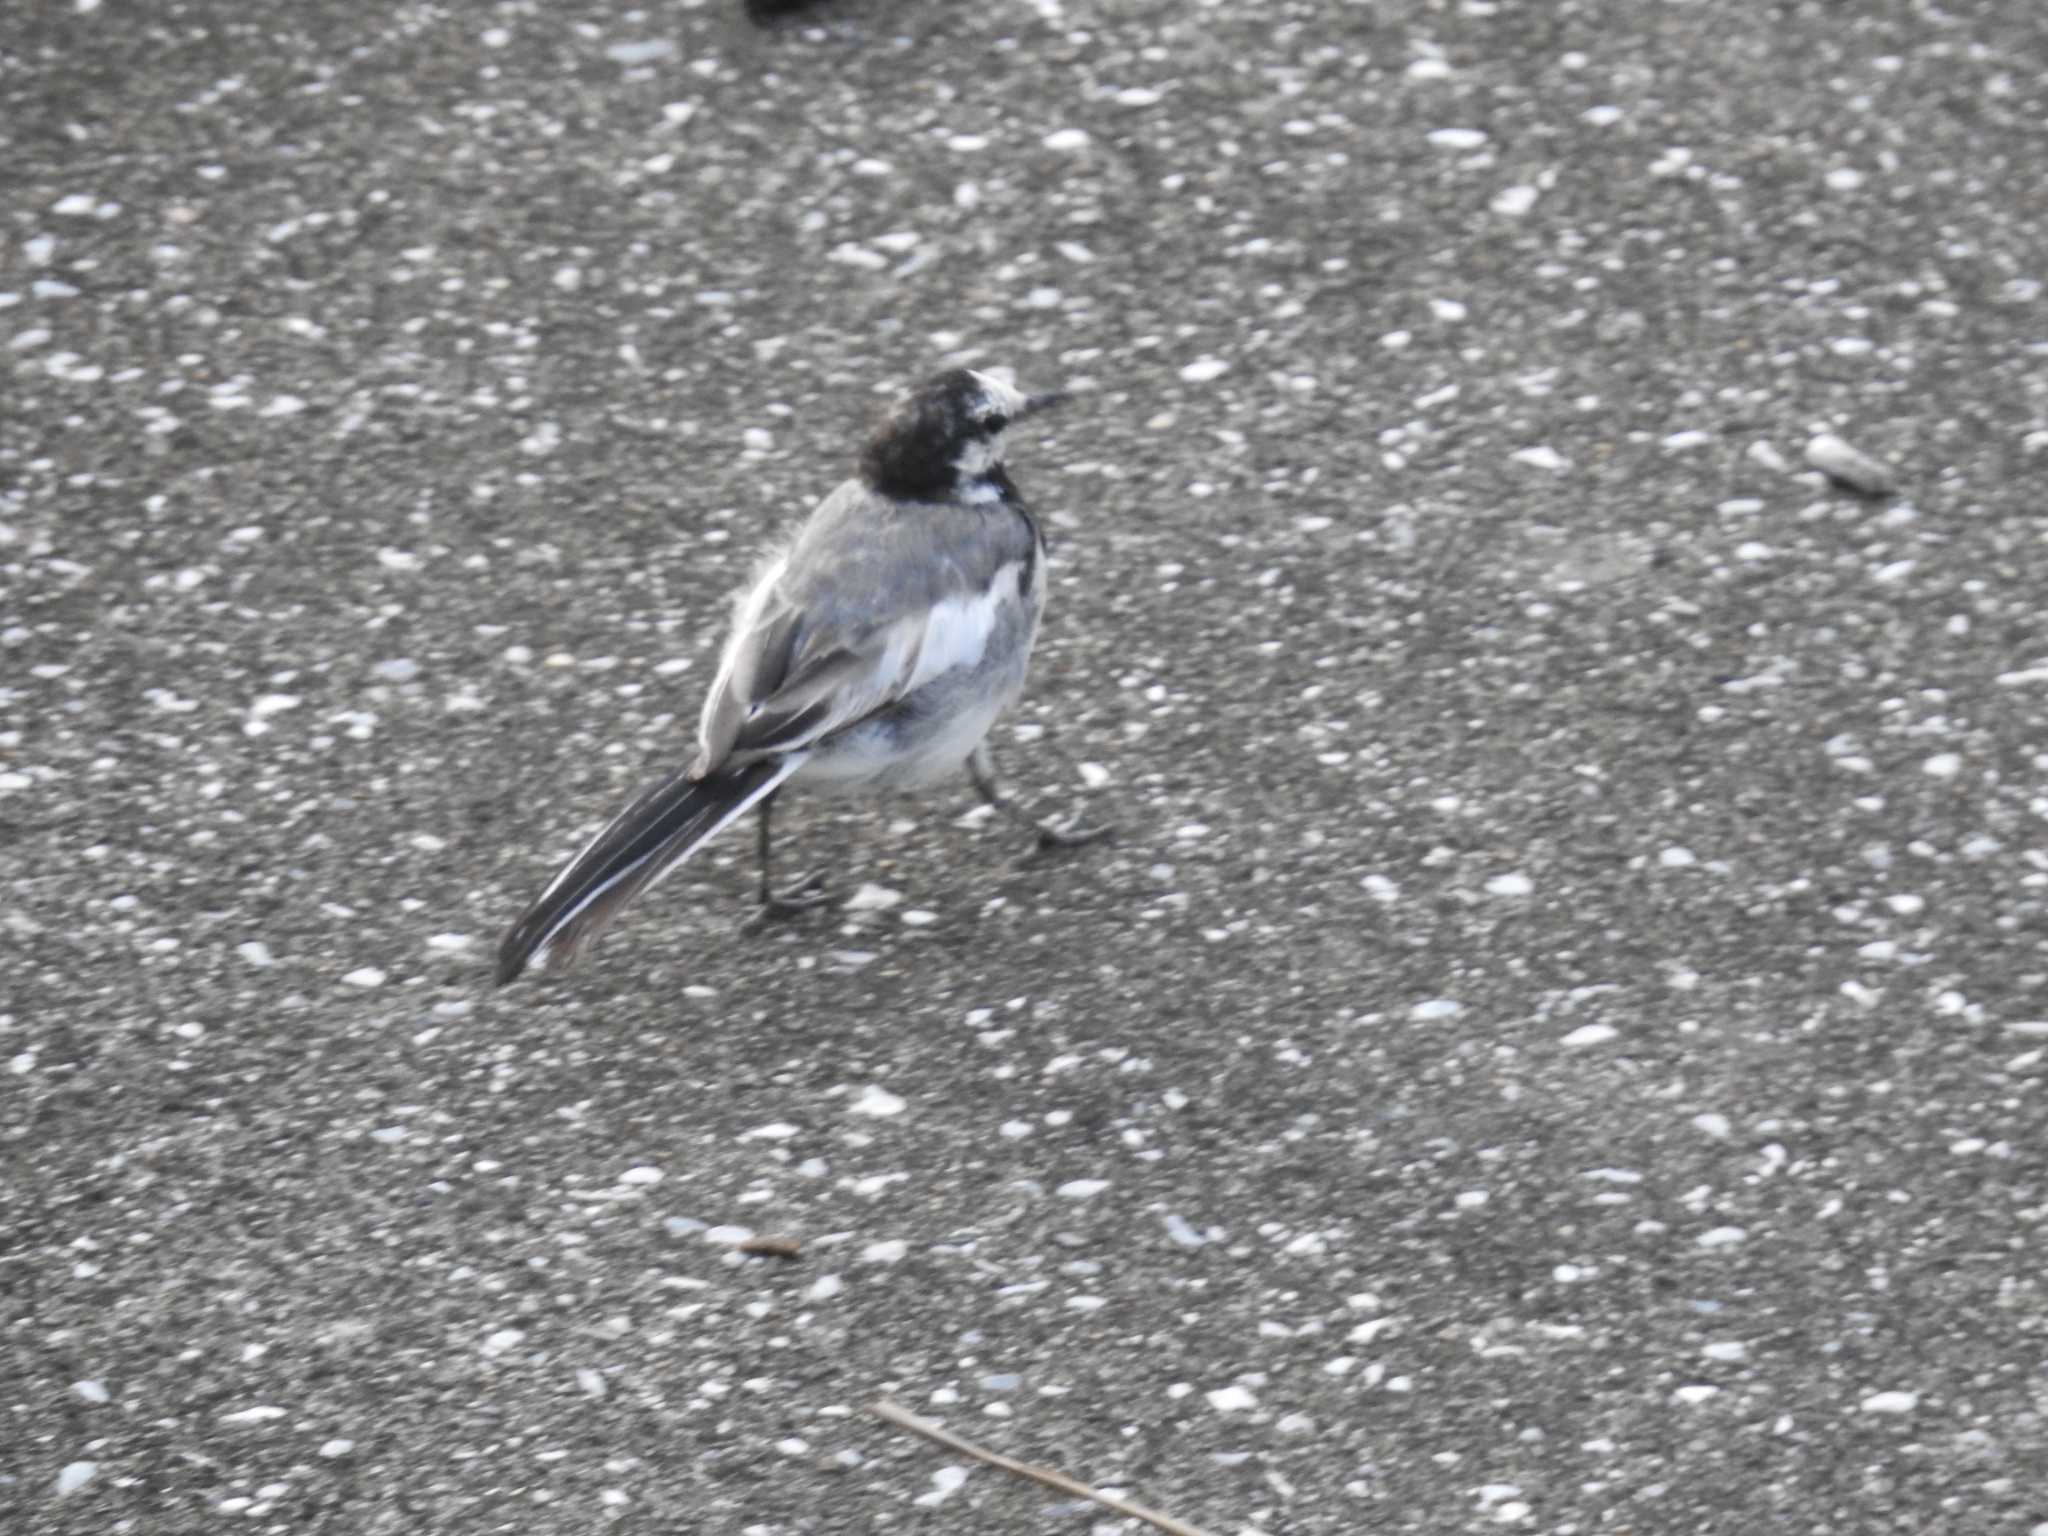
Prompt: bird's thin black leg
<box><xmin>755</xmin><ymin>791</ymin><xmax>831</xmax><ymax>917</ymax></box>
<box><xmin>968</xmin><ymin>744</ymin><xmax>1114</xmax><ymax>853</ymax></box>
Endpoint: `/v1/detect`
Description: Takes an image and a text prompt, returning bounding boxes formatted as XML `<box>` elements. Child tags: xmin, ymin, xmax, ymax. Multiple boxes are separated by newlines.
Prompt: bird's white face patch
<box><xmin>951</xmin><ymin>371</ymin><xmax>1030</xmax><ymax>486</ymax></box>
<box><xmin>964</xmin><ymin>370</ymin><xmax>1029</xmax><ymax>421</ymax></box>
<box><xmin>950</xmin><ymin>434</ymin><xmax>1006</xmax><ymax>485</ymax></box>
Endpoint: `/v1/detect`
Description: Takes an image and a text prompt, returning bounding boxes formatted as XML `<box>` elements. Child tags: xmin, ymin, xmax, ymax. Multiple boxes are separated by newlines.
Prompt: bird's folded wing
<box><xmin>701</xmin><ymin>564</ymin><xmax>1021</xmax><ymax>769</ymax></box>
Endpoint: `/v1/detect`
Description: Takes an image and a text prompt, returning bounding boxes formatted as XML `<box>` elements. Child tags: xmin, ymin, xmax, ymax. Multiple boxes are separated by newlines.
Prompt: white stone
<box><xmin>1805</xmin><ymin>432</ymin><xmax>1895</xmax><ymax>495</ymax></box>
<box><xmin>220</xmin><ymin>1405</ymin><xmax>287</xmax><ymax>1423</ymax></box>
<box><xmin>1560</xmin><ymin>1024</ymin><xmax>1618</xmax><ymax>1048</ymax></box>
<box><xmin>1511</xmin><ymin>445</ymin><xmax>1569</xmax><ymax>472</ymax></box>
<box><xmin>850</xmin><ymin>1084</ymin><xmax>906</xmax><ymax>1117</ymax></box>
<box><xmin>56</xmin><ymin>1462</ymin><xmax>97</xmax><ymax>1496</ymax></box>
<box><xmin>480</xmin><ymin>1329</ymin><xmax>525</xmax><ymax>1357</ymax></box>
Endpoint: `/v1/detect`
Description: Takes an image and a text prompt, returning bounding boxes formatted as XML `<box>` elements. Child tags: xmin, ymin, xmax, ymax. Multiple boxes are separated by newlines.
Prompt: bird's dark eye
<box><xmin>982</xmin><ymin>413</ymin><xmax>1009</xmax><ymax>435</ymax></box>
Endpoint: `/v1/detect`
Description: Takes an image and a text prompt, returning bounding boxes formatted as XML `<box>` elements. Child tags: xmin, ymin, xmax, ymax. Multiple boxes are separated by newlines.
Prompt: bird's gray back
<box><xmin>690</xmin><ymin>479</ymin><xmax>1043</xmax><ymax>776</ymax></box>
<box><xmin>775</xmin><ymin>479</ymin><xmax>1039</xmax><ymax>658</ymax></box>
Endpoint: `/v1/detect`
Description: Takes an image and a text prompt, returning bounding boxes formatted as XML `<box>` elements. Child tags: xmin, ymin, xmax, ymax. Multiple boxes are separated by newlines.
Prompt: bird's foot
<box><xmin>1028</xmin><ymin>816</ymin><xmax>1116</xmax><ymax>856</ymax></box>
<box><xmin>751</xmin><ymin>869</ymin><xmax>834</xmax><ymax>924</ymax></box>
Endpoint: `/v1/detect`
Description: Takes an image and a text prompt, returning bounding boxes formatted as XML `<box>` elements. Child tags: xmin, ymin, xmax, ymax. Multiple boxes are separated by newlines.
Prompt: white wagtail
<box><xmin>495</xmin><ymin>367</ymin><xmax>1110</xmax><ymax>986</ymax></box>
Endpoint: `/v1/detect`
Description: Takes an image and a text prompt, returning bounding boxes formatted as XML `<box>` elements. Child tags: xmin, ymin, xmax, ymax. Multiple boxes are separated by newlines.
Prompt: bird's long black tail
<box><xmin>495</xmin><ymin>755</ymin><xmax>803</xmax><ymax>986</ymax></box>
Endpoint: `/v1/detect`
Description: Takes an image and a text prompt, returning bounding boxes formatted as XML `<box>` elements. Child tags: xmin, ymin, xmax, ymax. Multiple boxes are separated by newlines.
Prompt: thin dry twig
<box><xmin>867</xmin><ymin>1397</ymin><xmax>1223</xmax><ymax>1536</ymax></box>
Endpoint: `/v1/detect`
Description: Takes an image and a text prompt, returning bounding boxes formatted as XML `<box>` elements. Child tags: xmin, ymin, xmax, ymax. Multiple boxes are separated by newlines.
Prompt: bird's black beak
<box><xmin>1018</xmin><ymin>389</ymin><xmax>1071</xmax><ymax>420</ymax></box>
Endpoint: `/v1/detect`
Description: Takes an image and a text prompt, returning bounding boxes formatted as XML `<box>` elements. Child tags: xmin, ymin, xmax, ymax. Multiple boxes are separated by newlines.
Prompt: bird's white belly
<box><xmin>796</xmin><ymin>683</ymin><xmax>1016</xmax><ymax>796</ymax></box>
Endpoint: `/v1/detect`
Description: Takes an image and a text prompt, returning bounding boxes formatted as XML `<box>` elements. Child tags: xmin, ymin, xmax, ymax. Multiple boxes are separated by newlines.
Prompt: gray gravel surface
<box><xmin>6</xmin><ymin>1</ymin><xmax>2048</xmax><ymax>1531</ymax></box>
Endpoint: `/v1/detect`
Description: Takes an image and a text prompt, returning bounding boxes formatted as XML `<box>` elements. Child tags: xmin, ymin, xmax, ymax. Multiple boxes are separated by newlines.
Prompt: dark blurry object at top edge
<box><xmin>747</xmin><ymin>0</ymin><xmax>833</xmax><ymax>21</ymax></box>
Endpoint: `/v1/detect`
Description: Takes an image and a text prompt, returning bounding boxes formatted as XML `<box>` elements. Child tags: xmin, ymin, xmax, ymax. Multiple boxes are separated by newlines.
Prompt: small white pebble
<box><xmin>618</xmin><ymin>1165</ymin><xmax>663</xmax><ymax>1185</ymax></box>
<box><xmin>605</xmin><ymin>38</ymin><xmax>675</xmax><ymax>65</ymax></box>
<box><xmin>341</xmin><ymin>967</ymin><xmax>385</xmax><ymax>988</ymax></box>
<box><xmin>1179</xmin><ymin>357</ymin><xmax>1230</xmax><ymax>383</ymax></box>
<box><xmin>220</xmin><ymin>1405</ymin><xmax>288</xmax><ymax>1423</ymax></box>
<box><xmin>1697</xmin><ymin>1226</ymin><xmax>1748</xmax><ymax>1248</ymax></box>
<box><xmin>1206</xmin><ymin>1385</ymin><xmax>1258</xmax><ymax>1413</ymax></box>
<box><xmin>1860</xmin><ymin>1391</ymin><xmax>1918</xmax><ymax>1414</ymax></box>
<box><xmin>1805</xmin><ymin>432</ymin><xmax>1895</xmax><ymax>495</ymax></box>
<box><xmin>56</xmin><ymin>1462</ymin><xmax>97</xmax><ymax>1497</ymax></box>
<box><xmin>850</xmin><ymin>1085</ymin><xmax>906</xmax><ymax>1118</ymax></box>
<box><xmin>1560</xmin><ymin>1024</ymin><xmax>1618</xmax><ymax>1048</ymax></box>
<box><xmin>1492</xmin><ymin>184</ymin><xmax>1539</xmax><ymax>217</ymax></box>
<box><xmin>1484</xmin><ymin>872</ymin><xmax>1534</xmax><ymax>897</ymax></box>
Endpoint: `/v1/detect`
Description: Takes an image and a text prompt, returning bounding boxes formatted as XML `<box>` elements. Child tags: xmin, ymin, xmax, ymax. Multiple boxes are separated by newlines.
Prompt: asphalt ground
<box><xmin>4</xmin><ymin>0</ymin><xmax>2047</xmax><ymax>1531</ymax></box>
